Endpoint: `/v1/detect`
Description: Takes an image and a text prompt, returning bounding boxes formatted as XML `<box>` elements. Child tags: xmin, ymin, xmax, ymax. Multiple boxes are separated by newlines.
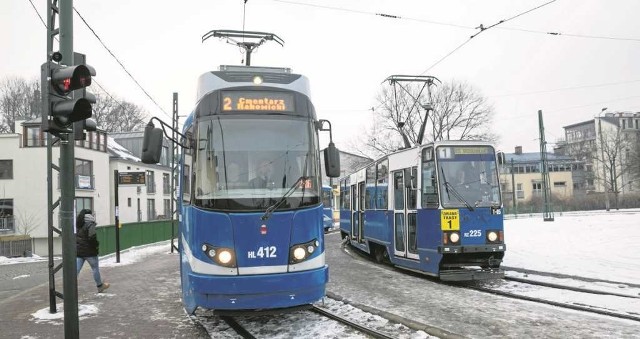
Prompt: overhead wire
<box><xmin>72</xmin><ymin>7</ymin><xmax>173</xmax><ymax>121</ymax></box>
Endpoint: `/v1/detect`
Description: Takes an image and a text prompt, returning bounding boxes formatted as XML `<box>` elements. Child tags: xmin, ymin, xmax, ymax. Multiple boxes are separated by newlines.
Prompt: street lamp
<box><xmin>597</xmin><ymin>107</ymin><xmax>610</xmax><ymax>211</ymax></box>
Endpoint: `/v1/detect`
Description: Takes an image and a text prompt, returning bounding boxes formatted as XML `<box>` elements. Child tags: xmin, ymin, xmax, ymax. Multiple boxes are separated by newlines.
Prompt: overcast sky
<box><xmin>2</xmin><ymin>0</ymin><xmax>640</xmax><ymax>155</ymax></box>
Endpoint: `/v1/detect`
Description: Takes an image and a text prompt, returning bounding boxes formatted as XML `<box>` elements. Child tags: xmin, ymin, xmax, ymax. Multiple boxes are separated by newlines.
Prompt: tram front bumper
<box><xmin>188</xmin><ymin>265</ymin><xmax>328</xmax><ymax>310</ymax></box>
<box><xmin>438</xmin><ymin>243</ymin><xmax>506</xmax><ymax>254</ymax></box>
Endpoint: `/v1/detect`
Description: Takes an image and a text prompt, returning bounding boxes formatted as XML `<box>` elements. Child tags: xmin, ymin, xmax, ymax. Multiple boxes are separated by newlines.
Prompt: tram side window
<box><xmin>341</xmin><ymin>180</ymin><xmax>351</xmax><ymax>210</ymax></box>
<box><xmin>394</xmin><ymin>171</ymin><xmax>404</xmax><ymax>210</ymax></box>
<box><xmin>365</xmin><ymin>165</ymin><xmax>376</xmax><ymax>209</ymax></box>
<box><xmin>376</xmin><ymin>160</ymin><xmax>388</xmax><ymax>210</ymax></box>
<box><xmin>421</xmin><ymin>148</ymin><xmax>438</xmax><ymax>208</ymax></box>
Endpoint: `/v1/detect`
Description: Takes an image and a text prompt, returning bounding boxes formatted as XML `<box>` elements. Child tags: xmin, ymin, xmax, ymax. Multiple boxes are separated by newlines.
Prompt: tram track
<box><xmin>467</xmin><ymin>279</ymin><xmax>640</xmax><ymax>323</ymax></box>
<box><xmin>192</xmin><ymin>301</ymin><xmax>416</xmax><ymax>339</ymax></box>
<box><xmin>342</xmin><ymin>239</ymin><xmax>640</xmax><ymax>324</ymax></box>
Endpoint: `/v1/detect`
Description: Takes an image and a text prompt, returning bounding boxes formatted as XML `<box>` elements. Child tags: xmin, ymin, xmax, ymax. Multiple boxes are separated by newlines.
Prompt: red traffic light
<box><xmin>50</xmin><ymin>64</ymin><xmax>95</xmax><ymax>95</ymax></box>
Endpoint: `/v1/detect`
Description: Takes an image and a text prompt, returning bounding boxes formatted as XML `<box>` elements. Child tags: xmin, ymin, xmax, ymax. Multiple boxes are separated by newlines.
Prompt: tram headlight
<box><xmin>218</xmin><ymin>250</ymin><xmax>233</xmax><ymax>264</ymax></box>
<box><xmin>486</xmin><ymin>230</ymin><xmax>503</xmax><ymax>244</ymax></box>
<box><xmin>487</xmin><ymin>231</ymin><xmax>498</xmax><ymax>242</ymax></box>
<box><xmin>293</xmin><ymin>247</ymin><xmax>306</xmax><ymax>260</ymax></box>
<box><xmin>289</xmin><ymin>239</ymin><xmax>319</xmax><ymax>264</ymax></box>
<box><xmin>253</xmin><ymin>76</ymin><xmax>263</xmax><ymax>85</ymax></box>
<box><xmin>449</xmin><ymin>232</ymin><xmax>460</xmax><ymax>243</ymax></box>
<box><xmin>202</xmin><ymin>243</ymin><xmax>236</xmax><ymax>267</ymax></box>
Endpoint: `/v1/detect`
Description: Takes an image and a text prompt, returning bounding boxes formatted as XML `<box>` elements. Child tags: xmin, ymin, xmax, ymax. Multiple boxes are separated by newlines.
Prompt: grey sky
<box><xmin>2</xmin><ymin>0</ymin><xmax>639</xmax><ymax>154</ymax></box>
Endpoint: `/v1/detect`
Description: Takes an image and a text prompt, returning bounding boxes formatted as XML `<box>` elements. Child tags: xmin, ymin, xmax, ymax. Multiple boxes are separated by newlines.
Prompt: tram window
<box><xmin>377</xmin><ymin>160</ymin><xmax>388</xmax><ymax>209</ymax></box>
<box><xmin>394</xmin><ymin>171</ymin><xmax>404</xmax><ymax>210</ymax></box>
<box><xmin>421</xmin><ymin>148</ymin><xmax>438</xmax><ymax>208</ymax></box>
<box><xmin>365</xmin><ymin>165</ymin><xmax>376</xmax><ymax>209</ymax></box>
<box><xmin>407</xmin><ymin>167</ymin><xmax>417</xmax><ymax>210</ymax></box>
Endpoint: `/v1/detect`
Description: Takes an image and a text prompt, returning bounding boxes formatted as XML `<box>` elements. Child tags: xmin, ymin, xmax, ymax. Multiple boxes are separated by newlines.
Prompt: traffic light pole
<box><xmin>59</xmin><ymin>0</ymin><xmax>80</xmax><ymax>337</ymax></box>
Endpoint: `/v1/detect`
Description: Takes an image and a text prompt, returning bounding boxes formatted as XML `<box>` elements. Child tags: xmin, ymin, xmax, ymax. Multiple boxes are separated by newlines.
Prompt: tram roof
<box><xmin>196</xmin><ymin>65</ymin><xmax>311</xmax><ymax>102</ymax></box>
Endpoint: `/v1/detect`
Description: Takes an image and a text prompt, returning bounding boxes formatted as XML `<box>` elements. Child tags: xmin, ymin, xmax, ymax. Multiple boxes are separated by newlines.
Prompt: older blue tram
<box><xmin>339</xmin><ymin>141</ymin><xmax>505</xmax><ymax>281</ymax></box>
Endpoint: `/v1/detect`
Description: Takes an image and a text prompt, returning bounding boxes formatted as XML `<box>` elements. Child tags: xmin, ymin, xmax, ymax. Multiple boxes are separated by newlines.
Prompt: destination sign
<box><xmin>454</xmin><ymin>147</ymin><xmax>491</xmax><ymax>155</ymax></box>
<box><xmin>221</xmin><ymin>91</ymin><xmax>294</xmax><ymax>112</ymax></box>
<box><xmin>118</xmin><ymin>171</ymin><xmax>146</xmax><ymax>185</ymax></box>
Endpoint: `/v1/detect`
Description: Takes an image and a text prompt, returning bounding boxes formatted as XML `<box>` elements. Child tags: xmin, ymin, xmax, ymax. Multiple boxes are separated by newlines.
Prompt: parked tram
<box><xmin>339</xmin><ymin>141</ymin><xmax>505</xmax><ymax>281</ymax></box>
<box><xmin>142</xmin><ymin>64</ymin><xmax>340</xmax><ymax>313</ymax></box>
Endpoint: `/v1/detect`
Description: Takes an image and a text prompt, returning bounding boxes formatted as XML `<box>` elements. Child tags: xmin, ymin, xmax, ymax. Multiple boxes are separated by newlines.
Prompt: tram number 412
<box><xmin>248</xmin><ymin>246</ymin><xmax>277</xmax><ymax>259</ymax></box>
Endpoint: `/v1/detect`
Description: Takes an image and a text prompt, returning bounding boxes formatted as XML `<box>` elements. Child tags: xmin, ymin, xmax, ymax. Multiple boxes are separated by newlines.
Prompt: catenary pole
<box><xmin>59</xmin><ymin>0</ymin><xmax>80</xmax><ymax>336</ymax></box>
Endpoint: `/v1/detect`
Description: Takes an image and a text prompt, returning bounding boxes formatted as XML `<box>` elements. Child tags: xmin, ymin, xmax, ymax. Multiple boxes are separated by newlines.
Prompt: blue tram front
<box><xmin>178</xmin><ymin>66</ymin><xmax>335</xmax><ymax>313</ymax></box>
<box><xmin>340</xmin><ymin>141</ymin><xmax>505</xmax><ymax>281</ymax></box>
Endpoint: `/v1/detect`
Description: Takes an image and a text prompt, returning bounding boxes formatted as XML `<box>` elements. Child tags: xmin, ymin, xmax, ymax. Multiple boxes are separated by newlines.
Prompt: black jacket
<box><xmin>76</xmin><ymin>215</ymin><xmax>99</xmax><ymax>257</ymax></box>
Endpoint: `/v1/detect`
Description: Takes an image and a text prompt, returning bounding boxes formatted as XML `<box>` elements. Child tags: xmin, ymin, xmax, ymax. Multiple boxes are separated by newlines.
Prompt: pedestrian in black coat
<box><xmin>76</xmin><ymin>209</ymin><xmax>110</xmax><ymax>293</ymax></box>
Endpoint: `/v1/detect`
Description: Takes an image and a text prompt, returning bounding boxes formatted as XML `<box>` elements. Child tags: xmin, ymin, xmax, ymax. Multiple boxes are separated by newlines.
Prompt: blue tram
<box><xmin>143</xmin><ymin>65</ymin><xmax>340</xmax><ymax>313</ymax></box>
<box><xmin>339</xmin><ymin>141</ymin><xmax>505</xmax><ymax>281</ymax></box>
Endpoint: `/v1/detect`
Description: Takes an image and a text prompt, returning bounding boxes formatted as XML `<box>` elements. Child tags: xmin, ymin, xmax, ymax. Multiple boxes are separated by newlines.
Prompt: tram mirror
<box><xmin>324</xmin><ymin>142</ymin><xmax>341</xmax><ymax>178</ymax></box>
<box><xmin>497</xmin><ymin>152</ymin><xmax>506</xmax><ymax>165</ymax></box>
<box><xmin>141</xmin><ymin>123</ymin><xmax>163</xmax><ymax>164</ymax></box>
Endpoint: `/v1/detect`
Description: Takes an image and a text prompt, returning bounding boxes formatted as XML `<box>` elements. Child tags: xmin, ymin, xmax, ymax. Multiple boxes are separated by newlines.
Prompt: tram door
<box><xmin>392</xmin><ymin>167</ymin><xmax>419</xmax><ymax>260</ymax></box>
<box><xmin>350</xmin><ymin>181</ymin><xmax>365</xmax><ymax>242</ymax></box>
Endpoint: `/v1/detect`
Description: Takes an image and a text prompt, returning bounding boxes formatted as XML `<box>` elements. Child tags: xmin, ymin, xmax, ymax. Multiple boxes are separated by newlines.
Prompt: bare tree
<box><xmin>91</xmin><ymin>88</ymin><xmax>148</xmax><ymax>132</ymax></box>
<box><xmin>598</xmin><ymin>127</ymin><xmax>637</xmax><ymax>209</ymax></box>
<box><xmin>14</xmin><ymin>209</ymin><xmax>40</xmax><ymax>236</ymax></box>
<box><xmin>0</xmin><ymin>77</ymin><xmax>40</xmax><ymax>133</ymax></box>
<box><xmin>0</xmin><ymin>76</ymin><xmax>148</xmax><ymax>134</ymax></box>
<box><xmin>358</xmin><ymin>80</ymin><xmax>497</xmax><ymax>158</ymax></box>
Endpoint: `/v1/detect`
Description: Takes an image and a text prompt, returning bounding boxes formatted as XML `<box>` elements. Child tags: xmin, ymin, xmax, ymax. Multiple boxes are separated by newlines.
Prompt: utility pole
<box><xmin>510</xmin><ymin>158</ymin><xmax>517</xmax><ymax>217</ymax></box>
<box><xmin>171</xmin><ymin>93</ymin><xmax>179</xmax><ymax>252</ymax></box>
<box><xmin>538</xmin><ymin>110</ymin><xmax>554</xmax><ymax>222</ymax></box>
<box><xmin>59</xmin><ymin>1</ymin><xmax>80</xmax><ymax>336</ymax></box>
<box><xmin>597</xmin><ymin>108</ymin><xmax>610</xmax><ymax>211</ymax></box>
<box><xmin>42</xmin><ymin>0</ymin><xmax>95</xmax><ymax>337</ymax></box>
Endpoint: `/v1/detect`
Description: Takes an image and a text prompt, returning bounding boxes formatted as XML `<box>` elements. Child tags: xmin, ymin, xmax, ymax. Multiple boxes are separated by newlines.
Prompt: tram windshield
<box><xmin>436</xmin><ymin>145</ymin><xmax>501</xmax><ymax>209</ymax></box>
<box><xmin>193</xmin><ymin>116</ymin><xmax>320</xmax><ymax>211</ymax></box>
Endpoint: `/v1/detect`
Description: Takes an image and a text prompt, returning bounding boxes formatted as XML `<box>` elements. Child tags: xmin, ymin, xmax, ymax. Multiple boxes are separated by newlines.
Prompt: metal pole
<box><xmin>114</xmin><ymin>170</ymin><xmax>121</xmax><ymax>263</ymax></box>
<box><xmin>59</xmin><ymin>1</ymin><xmax>79</xmax><ymax>336</ymax></box>
<box><xmin>510</xmin><ymin>159</ymin><xmax>517</xmax><ymax>217</ymax></box>
<box><xmin>171</xmin><ymin>93</ymin><xmax>178</xmax><ymax>253</ymax></box>
<box><xmin>598</xmin><ymin>118</ymin><xmax>610</xmax><ymax>211</ymax></box>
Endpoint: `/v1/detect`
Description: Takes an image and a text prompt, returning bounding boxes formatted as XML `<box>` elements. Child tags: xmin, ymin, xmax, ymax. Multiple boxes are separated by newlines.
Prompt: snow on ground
<box><xmin>29</xmin><ymin>241</ymin><xmax>172</xmax><ymax>323</ymax></box>
<box><xmin>503</xmin><ymin>209</ymin><xmax>640</xmax><ymax>285</ymax></box>
<box><xmin>16</xmin><ymin>210</ymin><xmax>640</xmax><ymax>335</ymax></box>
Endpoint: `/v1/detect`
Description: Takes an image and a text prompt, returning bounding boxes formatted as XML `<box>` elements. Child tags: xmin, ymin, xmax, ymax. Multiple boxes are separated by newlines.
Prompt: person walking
<box><xmin>76</xmin><ymin>209</ymin><xmax>110</xmax><ymax>293</ymax></box>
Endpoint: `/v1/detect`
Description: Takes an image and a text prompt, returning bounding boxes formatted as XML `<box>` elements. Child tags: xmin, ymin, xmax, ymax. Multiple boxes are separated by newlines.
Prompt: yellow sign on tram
<box><xmin>441</xmin><ymin>209</ymin><xmax>460</xmax><ymax>231</ymax></box>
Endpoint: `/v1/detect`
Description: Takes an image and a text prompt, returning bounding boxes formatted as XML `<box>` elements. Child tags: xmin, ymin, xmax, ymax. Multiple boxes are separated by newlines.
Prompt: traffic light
<box><xmin>41</xmin><ymin>58</ymin><xmax>96</xmax><ymax>135</ymax></box>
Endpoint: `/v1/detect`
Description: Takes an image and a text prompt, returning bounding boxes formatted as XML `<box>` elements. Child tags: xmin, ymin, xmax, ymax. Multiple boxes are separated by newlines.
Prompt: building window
<box><xmin>25</xmin><ymin>127</ymin><xmax>44</xmax><ymax>147</ymax></box>
<box><xmin>532</xmin><ymin>182</ymin><xmax>542</xmax><ymax>196</ymax></box>
<box><xmin>164</xmin><ymin>199</ymin><xmax>171</xmax><ymax>218</ymax></box>
<box><xmin>146</xmin><ymin>170</ymin><xmax>156</xmax><ymax>194</ymax></box>
<box><xmin>516</xmin><ymin>183</ymin><xmax>524</xmax><ymax>199</ymax></box>
<box><xmin>163</xmin><ymin>173</ymin><xmax>170</xmax><ymax>195</ymax></box>
<box><xmin>0</xmin><ymin>199</ymin><xmax>15</xmax><ymax>232</ymax></box>
<box><xmin>553</xmin><ymin>182</ymin><xmax>566</xmax><ymax>187</ymax></box>
<box><xmin>75</xmin><ymin>159</ymin><xmax>94</xmax><ymax>189</ymax></box>
<box><xmin>75</xmin><ymin>197</ymin><xmax>94</xmax><ymax>216</ymax></box>
<box><xmin>147</xmin><ymin>199</ymin><xmax>156</xmax><ymax>220</ymax></box>
<box><xmin>0</xmin><ymin>160</ymin><xmax>13</xmax><ymax>179</ymax></box>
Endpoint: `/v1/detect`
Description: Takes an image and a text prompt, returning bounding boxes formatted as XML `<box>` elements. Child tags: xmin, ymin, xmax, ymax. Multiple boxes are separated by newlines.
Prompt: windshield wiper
<box><xmin>441</xmin><ymin>168</ymin><xmax>474</xmax><ymax>211</ymax></box>
<box><xmin>260</xmin><ymin>176</ymin><xmax>308</xmax><ymax>221</ymax></box>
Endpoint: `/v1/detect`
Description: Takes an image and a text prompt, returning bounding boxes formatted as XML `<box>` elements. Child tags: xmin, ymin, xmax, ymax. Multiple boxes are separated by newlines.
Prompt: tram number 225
<box><xmin>248</xmin><ymin>246</ymin><xmax>277</xmax><ymax>259</ymax></box>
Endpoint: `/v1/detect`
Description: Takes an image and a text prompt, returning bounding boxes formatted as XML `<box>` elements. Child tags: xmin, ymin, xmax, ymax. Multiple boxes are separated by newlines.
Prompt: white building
<box><xmin>0</xmin><ymin>120</ymin><xmax>172</xmax><ymax>255</ymax></box>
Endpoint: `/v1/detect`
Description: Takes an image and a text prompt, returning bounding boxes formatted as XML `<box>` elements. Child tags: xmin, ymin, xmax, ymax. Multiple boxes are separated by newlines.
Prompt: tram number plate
<box><xmin>441</xmin><ymin>210</ymin><xmax>460</xmax><ymax>231</ymax></box>
<box><xmin>248</xmin><ymin>246</ymin><xmax>277</xmax><ymax>259</ymax></box>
